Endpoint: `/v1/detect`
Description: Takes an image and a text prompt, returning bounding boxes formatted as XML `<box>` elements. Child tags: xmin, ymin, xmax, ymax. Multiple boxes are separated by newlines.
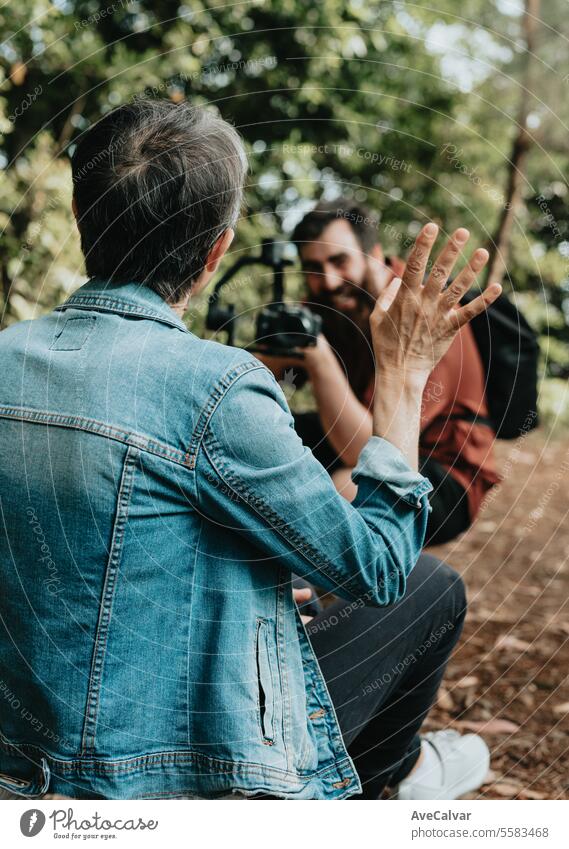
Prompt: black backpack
<box><xmin>457</xmin><ymin>291</ymin><xmax>540</xmax><ymax>439</ymax></box>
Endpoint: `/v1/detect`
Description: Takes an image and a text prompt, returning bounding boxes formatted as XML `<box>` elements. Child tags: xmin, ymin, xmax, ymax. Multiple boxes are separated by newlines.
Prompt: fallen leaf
<box><xmin>436</xmin><ymin>688</ymin><xmax>454</xmax><ymax>711</ymax></box>
<box><xmin>456</xmin><ymin>676</ymin><xmax>479</xmax><ymax>688</ymax></box>
<box><xmin>517</xmin><ymin>691</ymin><xmax>535</xmax><ymax>708</ymax></box>
<box><xmin>552</xmin><ymin>702</ymin><xmax>569</xmax><ymax>716</ymax></box>
<box><xmin>492</xmin><ymin>782</ymin><xmax>522</xmax><ymax>797</ymax></box>
<box><xmin>514</xmin><ymin>586</ymin><xmax>541</xmax><ymax>597</ymax></box>
<box><xmin>519</xmin><ymin>789</ymin><xmax>547</xmax><ymax>799</ymax></box>
<box><xmin>494</xmin><ymin>634</ymin><xmax>532</xmax><ymax>652</ymax></box>
<box><xmin>454</xmin><ymin>718</ymin><xmax>520</xmax><ymax>734</ymax></box>
<box><xmin>481</xmin><ymin>769</ymin><xmax>499</xmax><ymax>785</ymax></box>
<box><xmin>470</xmin><ymin>607</ymin><xmax>513</xmax><ymax>623</ymax></box>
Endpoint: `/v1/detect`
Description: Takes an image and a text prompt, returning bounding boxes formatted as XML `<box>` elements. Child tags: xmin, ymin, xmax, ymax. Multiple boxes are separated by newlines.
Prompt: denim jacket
<box><xmin>0</xmin><ymin>280</ymin><xmax>432</xmax><ymax>800</ymax></box>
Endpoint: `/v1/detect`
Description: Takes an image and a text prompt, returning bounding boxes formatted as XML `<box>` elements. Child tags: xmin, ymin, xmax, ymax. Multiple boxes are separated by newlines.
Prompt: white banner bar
<box><xmin>2</xmin><ymin>798</ymin><xmax>567</xmax><ymax>848</ymax></box>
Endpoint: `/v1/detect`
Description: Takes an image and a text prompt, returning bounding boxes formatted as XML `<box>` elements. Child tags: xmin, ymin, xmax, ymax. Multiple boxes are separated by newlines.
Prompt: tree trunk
<box><xmin>485</xmin><ymin>0</ymin><xmax>541</xmax><ymax>287</ymax></box>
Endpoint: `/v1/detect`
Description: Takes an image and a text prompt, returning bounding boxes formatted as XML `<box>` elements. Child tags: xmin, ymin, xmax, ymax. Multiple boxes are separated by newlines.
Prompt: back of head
<box><xmin>71</xmin><ymin>98</ymin><xmax>248</xmax><ymax>301</ymax></box>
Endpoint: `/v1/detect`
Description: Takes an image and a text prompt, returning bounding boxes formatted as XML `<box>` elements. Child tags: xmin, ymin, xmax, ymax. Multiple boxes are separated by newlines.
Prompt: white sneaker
<box><xmin>395</xmin><ymin>730</ymin><xmax>490</xmax><ymax>800</ymax></box>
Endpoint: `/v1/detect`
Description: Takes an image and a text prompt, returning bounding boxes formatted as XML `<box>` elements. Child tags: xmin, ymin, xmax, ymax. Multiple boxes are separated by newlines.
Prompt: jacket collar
<box><xmin>55</xmin><ymin>279</ymin><xmax>189</xmax><ymax>333</ymax></box>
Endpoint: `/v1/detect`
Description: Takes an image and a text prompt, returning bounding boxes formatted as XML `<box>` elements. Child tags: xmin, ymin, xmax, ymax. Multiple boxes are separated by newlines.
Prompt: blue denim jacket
<box><xmin>0</xmin><ymin>280</ymin><xmax>432</xmax><ymax>800</ymax></box>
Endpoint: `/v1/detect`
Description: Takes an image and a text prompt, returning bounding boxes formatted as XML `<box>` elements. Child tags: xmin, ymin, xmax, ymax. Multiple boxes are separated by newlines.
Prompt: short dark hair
<box><xmin>292</xmin><ymin>198</ymin><xmax>380</xmax><ymax>256</ymax></box>
<box><xmin>71</xmin><ymin>98</ymin><xmax>247</xmax><ymax>301</ymax></box>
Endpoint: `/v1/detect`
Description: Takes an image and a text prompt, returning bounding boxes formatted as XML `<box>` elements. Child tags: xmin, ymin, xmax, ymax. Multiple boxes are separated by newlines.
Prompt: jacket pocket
<box><xmin>255</xmin><ymin>618</ymin><xmax>276</xmax><ymax>744</ymax></box>
<box><xmin>0</xmin><ymin>758</ymin><xmax>50</xmax><ymax>798</ymax></box>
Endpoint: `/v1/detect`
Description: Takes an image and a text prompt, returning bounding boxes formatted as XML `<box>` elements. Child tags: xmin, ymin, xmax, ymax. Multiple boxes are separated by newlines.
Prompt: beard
<box><xmin>305</xmin><ymin>281</ymin><xmax>376</xmax><ymax>402</ymax></box>
<box><xmin>308</xmin><ymin>276</ymin><xmax>376</xmax><ymax>331</ymax></box>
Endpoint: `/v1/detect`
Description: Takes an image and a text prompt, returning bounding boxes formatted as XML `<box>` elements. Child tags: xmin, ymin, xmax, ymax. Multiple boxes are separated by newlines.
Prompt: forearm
<box><xmin>306</xmin><ymin>341</ymin><xmax>427</xmax><ymax>472</ymax></box>
<box><xmin>307</xmin><ymin>349</ymin><xmax>372</xmax><ymax>467</ymax></box>
<box><xmin>372</xmin><ymin>367</ymin><xmax>428</xmax><ymax>471</ymax></box>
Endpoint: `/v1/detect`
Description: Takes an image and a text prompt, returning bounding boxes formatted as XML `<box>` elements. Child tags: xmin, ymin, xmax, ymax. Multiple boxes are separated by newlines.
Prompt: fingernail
<box><xmin>424</xmin><ymin>223</ymin><xmax>438</xmax><ymax>237</ymax></box>
<box><xmin>455</xmin><ymin>228</ymin><xmax>469</xmax><ymax>242</ymax></box>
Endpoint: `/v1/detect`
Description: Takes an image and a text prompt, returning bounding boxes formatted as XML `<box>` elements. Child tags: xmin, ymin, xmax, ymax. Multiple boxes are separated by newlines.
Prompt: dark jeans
<box><xmin>305</xmin><ymin>553</ymin><xmax>467</xmax><ymax>798</ymax></box>
<box><xmin>293</xmin><ymin>411</ymin><xmax>471</xmax><ymax>547</ymax></box>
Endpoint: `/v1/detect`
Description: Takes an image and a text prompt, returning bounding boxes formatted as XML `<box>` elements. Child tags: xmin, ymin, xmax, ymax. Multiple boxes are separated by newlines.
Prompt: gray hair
<box><xmin>72</xmin><ymin>98</ymin><xmax>248</xmax><ymax>301</ymax></box>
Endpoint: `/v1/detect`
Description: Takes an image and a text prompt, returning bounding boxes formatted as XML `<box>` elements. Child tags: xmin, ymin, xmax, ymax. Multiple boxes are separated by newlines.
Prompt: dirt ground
<box><xmin>424</xmin><ymin>430</ymin><xmax>569</xmax><ymax>800</ymax></box>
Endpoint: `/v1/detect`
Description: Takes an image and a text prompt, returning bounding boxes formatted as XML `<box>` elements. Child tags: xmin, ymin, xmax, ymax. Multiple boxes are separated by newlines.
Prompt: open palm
<box><xmin>370</xmin><ymin>223</ymin><xmax>502</xmax><ymax>377</ymax></box>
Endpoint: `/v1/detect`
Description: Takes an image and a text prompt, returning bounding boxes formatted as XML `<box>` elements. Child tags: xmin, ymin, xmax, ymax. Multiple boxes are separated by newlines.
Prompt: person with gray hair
<box><xmin>0</xmin><ymin>99</ymin><xmax>498</xmax><ymax>800</ymax></box>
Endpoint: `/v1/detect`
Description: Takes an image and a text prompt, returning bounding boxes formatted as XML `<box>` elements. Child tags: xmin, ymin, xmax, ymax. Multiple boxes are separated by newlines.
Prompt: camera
<box><xmin>206</xmin><ymin>239</ymin><xmax>322</xmax><ymax>356</ymax></box>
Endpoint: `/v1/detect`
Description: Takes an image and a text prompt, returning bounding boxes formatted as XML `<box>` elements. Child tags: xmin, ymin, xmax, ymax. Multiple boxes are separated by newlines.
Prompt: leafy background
<box><xmin>1</xmin><ymin>0</ymin><xmax>568</xmax><ymax>423</ymax></box>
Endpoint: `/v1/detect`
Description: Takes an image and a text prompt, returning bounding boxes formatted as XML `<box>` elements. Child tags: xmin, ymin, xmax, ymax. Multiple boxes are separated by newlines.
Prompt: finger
<box><xmin>402</xmin><ymin>222</ymin><xmax>439</xmax><ymax>289</ymax></box>
<box><xmin>424</xmin><ymin>228</ymin><xmax>470</xmax><ymax>296</ymax></box>
<box><xmin>370</xmin><ymin>276</ymin><xmax>402</xmax><ymax>332</ymax></box>
<box><xmin>441</xmin><ymin>248</ymin><xmax>489</xmax><ymax>309</ymax></box>
<box><xmin>376</xmin><ymin>275</ymin><xmax>402</xmax><ymax>313</ymax></box>
<box><xmin>293</xmin><ymin>588</ymin><xmax>313</xmax><ymax>604</ymax></box>
<box><xmin>451</xmin><ymin>283</ymin><xmax>502</xmax><ymax>329</ymax></box>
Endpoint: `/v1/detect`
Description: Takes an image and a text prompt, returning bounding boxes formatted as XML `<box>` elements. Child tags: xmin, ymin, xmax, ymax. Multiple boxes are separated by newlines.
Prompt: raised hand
<box><xmin>370</xmin><ymin>223</ymin><xmax>501</xmax><ymax>377</ymax></box>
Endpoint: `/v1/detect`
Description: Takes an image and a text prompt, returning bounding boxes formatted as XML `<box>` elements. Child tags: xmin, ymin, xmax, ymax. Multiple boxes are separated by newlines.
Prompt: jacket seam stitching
<box><xmin>276</xmin><ymin>567</ymin><xmax>292</xmax><ymax>770</ymax></box>
<box><xmin>0</xmin><ymin>406</ymin><xmax>190</xmax><ymax>469</ymax></box>
<box><xmin>186</xmin><ymin>518</ymin><xmax>202</xmax><ymax>749</ymax></box>
<box><xmin>185</xmin><ymin>361</ymin><xmax>266</xmax><ymax>470</ymax></box>
<box><xmin>0</xmin><ymin>736</ymin><xmax>356</xmax><ymax>782</ymax></box>
<box><xmin>55</xmin><ymin>298</ymin><xmax>188</xmax><ymax>332</ymax></box>
<box><xmin>294</xmin><ymin>613</ymin><xmax>359</xmax><ymax>773</ymax></box>
<box><xmin>80</xmin><ymin>446</ymin><xmax>139</xmax><ymax>756</ymax></box>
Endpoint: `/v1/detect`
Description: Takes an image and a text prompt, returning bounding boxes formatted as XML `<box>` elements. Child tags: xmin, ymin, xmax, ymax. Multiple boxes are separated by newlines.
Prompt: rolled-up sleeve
<box><xmin>195</xmin><ymin>362</ymin><xmax>433</xmax><ymax>607</ymax></box>
<box><xmin>352</xmin><ymin>436</ymin><xmax>433</xmax><ymax>510</ymax></box>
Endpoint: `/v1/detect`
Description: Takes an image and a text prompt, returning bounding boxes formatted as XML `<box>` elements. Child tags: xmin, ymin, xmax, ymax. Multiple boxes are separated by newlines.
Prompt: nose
<box><xmin>320</xmin><ymin>263</ymin><xmax>344</xmax><ymax>293</ymax></box>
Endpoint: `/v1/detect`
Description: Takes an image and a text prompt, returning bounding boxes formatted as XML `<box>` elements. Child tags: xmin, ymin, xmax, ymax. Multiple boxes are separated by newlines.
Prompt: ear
<box><xmin>204</xmin><ymin>229</ymin><xmax>234</xmax><ymax>274</ymax></box>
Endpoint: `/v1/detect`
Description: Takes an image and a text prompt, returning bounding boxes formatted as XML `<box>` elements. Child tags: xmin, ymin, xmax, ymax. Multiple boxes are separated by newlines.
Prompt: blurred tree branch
<box><xmin>485</xmin><ymin>0</ymin><xmax>541</xmax><ymax>287</ymax></box>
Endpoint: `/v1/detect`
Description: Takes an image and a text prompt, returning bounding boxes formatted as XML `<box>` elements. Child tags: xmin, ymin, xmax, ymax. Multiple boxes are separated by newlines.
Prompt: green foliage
<box><xmin>1</xmin><ymin>0</ymin><xmax>568</xmax><ymax>423</ymax></box>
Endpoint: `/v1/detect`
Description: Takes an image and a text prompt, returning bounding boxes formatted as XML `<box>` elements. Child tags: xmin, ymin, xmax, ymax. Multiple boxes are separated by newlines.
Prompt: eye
<box><xmin>330</xmin><ymin>253</ymin><xmax>348</xmax><ymax>268</ymax></box>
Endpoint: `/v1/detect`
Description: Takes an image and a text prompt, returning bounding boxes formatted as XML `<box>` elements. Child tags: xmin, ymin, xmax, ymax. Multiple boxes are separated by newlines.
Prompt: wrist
<box><xmin>375</xmin><ymin>364</ymin><xmax>429</xmax><ymax>395</ymax></box>
<box><xmin>372</xmin><ymin>371</ymin><xmax>424</xmax><ymax>471</ymax></box>
<box><xmin>304</xmin><ymin>337</ymin><xmax>338</xmax><ymax>380</ymax></box>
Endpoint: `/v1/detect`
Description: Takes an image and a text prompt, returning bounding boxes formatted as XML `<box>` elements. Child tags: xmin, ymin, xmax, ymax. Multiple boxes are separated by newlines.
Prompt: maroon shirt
<box><xmin>322</xmin><ymin>256</ymin><xmax>500</xmax><ymax>520</ymax></box>
<box><xmin>359</xmin><ymin>324</ymin><xmax>500</xmax><ymax>520</ymax></box>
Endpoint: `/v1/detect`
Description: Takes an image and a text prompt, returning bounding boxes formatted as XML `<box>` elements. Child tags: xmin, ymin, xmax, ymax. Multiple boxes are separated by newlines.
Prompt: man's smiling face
<box><xmin>299</xmin><ymin>218</ymin><xmax>382</xmax><ymax>317</ymax></box>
